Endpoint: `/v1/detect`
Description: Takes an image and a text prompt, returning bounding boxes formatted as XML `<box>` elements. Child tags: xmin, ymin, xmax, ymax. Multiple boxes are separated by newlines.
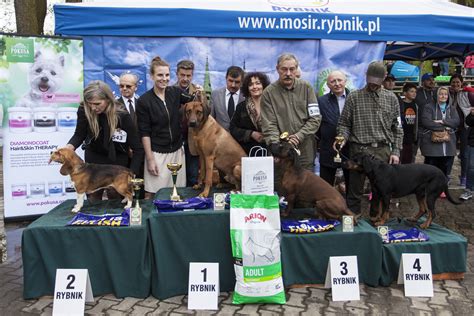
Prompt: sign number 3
<box><xmin>340</xmin><ymin>261</ymin><xmax>348</xmax><ymax>275</ymax></box>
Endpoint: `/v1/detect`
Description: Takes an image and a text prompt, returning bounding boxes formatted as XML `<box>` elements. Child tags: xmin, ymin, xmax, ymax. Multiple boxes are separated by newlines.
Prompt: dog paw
<box><xmin>419</xmin><ymin>222</ymin><xmax>430</xmax><ymax>229</ymax></box>
<box><xmin>192</xmin><ymin>184</ymin><xmax>202</xmax><ymax>190</ymax></box>
<box><xmin>71</xmin><ymin>207</ymin><xmax>80</xmax><ymax>213</ymax></box>
<box><xmin>198</xmin><ymin>192</ymin><xmax>209</xmax><ymax>198</ymax></box>
<box><xmin>406</xmin><ymin>217</ymin><xmax>418</xmax><ymax>223</ymax></box>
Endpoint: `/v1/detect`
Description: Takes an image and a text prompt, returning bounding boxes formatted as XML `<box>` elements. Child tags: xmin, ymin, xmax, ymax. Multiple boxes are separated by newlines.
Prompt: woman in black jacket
<box><xmin>229</xmin><ymin>72</ymin><xmax>270</xmax><ymax>155</ymax></box>
<box><xmin>460</xmin><ymin>92</ymin><xmax>474</xmax><ymax>200</ymax></box>
<box><xmin>67</xmin><ymin>80</ymin><xmax>144</xmax><ymax>202</ymax></box>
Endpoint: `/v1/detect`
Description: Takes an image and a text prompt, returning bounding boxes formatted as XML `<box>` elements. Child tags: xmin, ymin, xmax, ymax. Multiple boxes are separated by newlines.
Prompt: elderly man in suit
<box><xmin>317</xmin><ymin>70</ymin><xmax>350</xmax><ymax>187</ymax></box>
<box><xmin>117</xmin><ymin>72</ymin><xmax>139</xmax><ymax>127</ymax></box>
<box><xmin>210</xmin><ymin>66</ymin><xmax>245</xmax><ymax>131</ymax></box>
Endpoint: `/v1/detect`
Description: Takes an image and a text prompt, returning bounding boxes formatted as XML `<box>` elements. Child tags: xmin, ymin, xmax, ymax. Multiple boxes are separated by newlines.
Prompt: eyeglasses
<box><xmin>119</xmin><ymin>84</ymin><xmax>135</xmax><ymax>89</ymax></box>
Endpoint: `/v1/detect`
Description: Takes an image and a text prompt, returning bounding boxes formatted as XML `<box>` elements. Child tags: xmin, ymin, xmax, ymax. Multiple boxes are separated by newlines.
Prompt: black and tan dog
<box><xmin>49</xmin><ymin>148</ymin><xmax>134</xmax><ymax>213</ymax></box>
<box><xmin>185</xmin><ymin>95</ymin><xmax>247</xmax><ymax>197</ymax></box>
<box><xmin>270</xmin><ymin>141</ymin><xmax>357</xmax><ymax>223</ymax></box>
<box><xmin>344</xmin><ymin>153</ymin><xmax>460</xmax><ymax>229</ymax></box>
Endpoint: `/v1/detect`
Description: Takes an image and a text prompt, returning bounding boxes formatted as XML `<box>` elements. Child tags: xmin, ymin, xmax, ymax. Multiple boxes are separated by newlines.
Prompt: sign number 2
<box><xmin>66</xmin><ymin>274</ymin><xmax>76</xmax><ymax>290</ymax></box>
<box><xmin>201</xmin><ymin>268</ymin><xmax>207</xmax><ymax>282</ymax></box>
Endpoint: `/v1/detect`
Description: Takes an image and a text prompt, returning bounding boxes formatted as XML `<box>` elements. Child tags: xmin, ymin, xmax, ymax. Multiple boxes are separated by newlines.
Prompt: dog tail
<box><xmin>444</xmin><ymin>185</ymin><xmax>462</xmax><ymax>205</ymax></box>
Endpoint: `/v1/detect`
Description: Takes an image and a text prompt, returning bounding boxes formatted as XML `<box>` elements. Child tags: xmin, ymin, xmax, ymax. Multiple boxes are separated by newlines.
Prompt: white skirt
<box><xmin>144</xmin><ymin>146</ymin><xmax>186</xmax><ymax>193</ymax></box>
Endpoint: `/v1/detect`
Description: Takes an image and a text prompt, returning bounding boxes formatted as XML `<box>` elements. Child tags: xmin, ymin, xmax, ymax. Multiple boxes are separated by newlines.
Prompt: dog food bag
<box><xmin>230</xmin><ymin>194</ymin><xmax>286</xmax><ymax>304</ymax></box>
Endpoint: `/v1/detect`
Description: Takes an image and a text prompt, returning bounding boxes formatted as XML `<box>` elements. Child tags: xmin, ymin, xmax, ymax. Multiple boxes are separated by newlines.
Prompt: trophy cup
<box><xmin>130</xmin><ymin>178</ymin><xmax>144</xmax><ymax>226</ymax></box>
<box><xmin>280</xmin><ymin>131</ymin><xmax>290</xmax><ymax>142</ymax></box>
<box><xmin>167</xmin><ymin>162</ymin><xmax>182</xmax><ymax>201</ymax></box>
<box><xmin>334</xmin><ymin>135</ymin><xmax>345</xmax><ymax>163</ymax></box>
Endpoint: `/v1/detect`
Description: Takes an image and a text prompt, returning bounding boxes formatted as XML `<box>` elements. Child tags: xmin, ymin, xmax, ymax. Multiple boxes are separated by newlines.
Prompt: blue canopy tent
<box><xmin>53</xmin><ymin>0</ymin><xmax>474</xmax><ymax>92</ymax></box>
<box><xmin>54</xmin><ymin>0</ymin><xmax>474</xmax><ymax>59</ymax></box>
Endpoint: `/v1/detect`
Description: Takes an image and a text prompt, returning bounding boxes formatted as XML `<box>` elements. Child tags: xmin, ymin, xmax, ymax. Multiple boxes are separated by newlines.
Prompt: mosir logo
<box><xmin>268</xmin><ymin>0</ymin><xmax>329</xmax><ymax>7</ymax></box>
<box><xmin>244</xmin><ymin>213</ymin><xmax>267</xmax><ymax>223</ymax></box>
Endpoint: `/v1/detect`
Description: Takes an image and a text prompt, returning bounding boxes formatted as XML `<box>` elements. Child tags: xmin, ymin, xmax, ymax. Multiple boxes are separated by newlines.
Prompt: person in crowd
<box><xmin>382</xmin><ymin>74</ymin><xmax>396</xmax><ymax>91</ymax></box>
<box><xmin>210</xmin><ymin>66</ymin><xmax>245</xmax><ymax>131</ymax></box>
<box><xmin>399</xmin><ymin>82</ymin><xmax>420</xmax><ymax>164</ymax></box>
<box><xmin>136</xmin><ymin>56</ymin><xmax>199</xmax><ymax>199</ymax></box>
<box><xmin>295</xmin><ymin>66</ymin><xmax>302</xmax><ymax>79</ymax></box>
<box><xmin>261</xmin><ymin>53</ymin><xmax>321</xmax><ymax>171</ymax></box>
<box><xmin>460</xmin><ymin>92</ymin><xmax>474</xmax><ymax>200</ymax></box>
<box><xmin>464</xmin><ymin>53</ymin><xmax>474</xmax><ymax>76</ymax></box>
<box><xmin>415</xmin><ymin>73</ymin><xmax>437</xmax><ymax>109</ymax></box>
<box><xmin>449</xmin><ymin>74</ymin><xmax>472</xmax><ymax>186</ymax></box>
<box><xmin>174</xmin><ymin>59</ymin><xmax>200</xmax><ymax>187</ymax></box>
<box><xmin>317</xmin><ymin>70</ymin><xmax>350</xmax><ymax>187</ymax></box>
<box><xmin>419</xmin><ymin>86</ymin><xmax>459</xmax><ymax>180</ymax></box>
<box><xmin>229</xmin><ymin>72</ymin><xmax>270</xmax><ymax>155</ymax></box>
<box><xmin>432</xmin><ymin>59</ymin><xmax>441</xmax><ymax>77</ymax></box>
<box><xmin>117</xmin><ymin>72</ymin><xmax>139</xmax><ymax>126</ymax></box>
<box><xmin>440</xmin><ymin>58</ymin><xmax>450</xmax><ymax>76</ymax></box>
<box><xmin>66</xmin><ymin>80</ymin><xmax>144</xmax><ymax>202</ymax></box>
<box><xmin>335</xmin><ymin>61</ymin><xmax>403</xmax><ymax>214</ymax></box>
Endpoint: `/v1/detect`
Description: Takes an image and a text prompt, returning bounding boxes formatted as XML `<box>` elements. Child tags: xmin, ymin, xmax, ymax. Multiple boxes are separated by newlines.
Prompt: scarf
<box><xmin>246</xmin><ymin>98</ymin><xmax>261</xmax><ymax>130</ymax></box>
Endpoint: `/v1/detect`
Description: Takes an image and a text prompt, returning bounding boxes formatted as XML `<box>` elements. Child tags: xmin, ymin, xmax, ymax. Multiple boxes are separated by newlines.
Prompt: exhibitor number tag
<box><xmin>112</xmin><ymin>129</ymin><xmax>127</xmax><ymax>143</ymax></box>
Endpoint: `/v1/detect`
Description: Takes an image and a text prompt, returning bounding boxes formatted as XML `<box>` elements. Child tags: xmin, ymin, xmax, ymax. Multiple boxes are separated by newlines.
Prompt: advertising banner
<box><xmin>0</xmin><ymin>35</ymin><xmax>83</xmax><ymax>218</ymax></box>
<box><xmin>82</xmin><ymin>36</ymin><xmax>385</xmax><ymax>98</ymax></box>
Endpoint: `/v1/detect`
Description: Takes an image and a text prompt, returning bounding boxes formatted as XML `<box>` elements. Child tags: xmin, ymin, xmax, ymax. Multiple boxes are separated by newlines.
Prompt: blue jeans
<box><xmin>466</xmin><ymin>145</ymin><xmax>474</xmax><ymax>191</ymax></box>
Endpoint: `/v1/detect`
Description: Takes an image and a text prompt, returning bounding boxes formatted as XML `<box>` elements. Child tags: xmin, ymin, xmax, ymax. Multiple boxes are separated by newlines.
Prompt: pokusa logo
<box><xmin>244</xmin><ymin>212</ymin><xmax>267</xmax><ymax>223</ymax></box>
<box><xmin>268</xmin><ymin>0</ymin><xmax>331</xmax><ymax>12</ymax></box>
<box><xmin>253</xmin><ymin>171</ymin><xmax>268</xmax><ymax>184</ymax></box>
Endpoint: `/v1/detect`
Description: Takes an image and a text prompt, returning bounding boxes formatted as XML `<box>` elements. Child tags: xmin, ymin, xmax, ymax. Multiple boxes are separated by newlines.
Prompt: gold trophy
<box><xmin>280</xmin><ymin>132</ymin><xmax>290</xmax><ymax>142</ymax></box>
<box><xmin>167</xmin><ymin>162</ymin><xmax>182</xmax><ymax>201</ymax></box>
<box><xmin>334</xmin><ymin>135</ymin><xmax>345</xmax><ymax>163</ymax></box>
<box><xmin>130</xmin><ymin>178</ymin><xmax>144</xmax><ymax>226</ymax></box>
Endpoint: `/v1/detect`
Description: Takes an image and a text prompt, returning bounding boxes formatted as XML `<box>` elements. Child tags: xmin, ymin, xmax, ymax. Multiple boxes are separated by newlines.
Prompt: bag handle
<box><xmin>249</xmin><ymin>146</ymin><xmax>267</xmax><ymax>157</ymax></box>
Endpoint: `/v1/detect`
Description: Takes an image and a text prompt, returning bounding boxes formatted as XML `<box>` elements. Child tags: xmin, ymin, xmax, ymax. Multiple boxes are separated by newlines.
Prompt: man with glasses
<box><xmin>117</xmin><ymin>73</ymin><xmax>139</xmax><ymax>127</ymax></box>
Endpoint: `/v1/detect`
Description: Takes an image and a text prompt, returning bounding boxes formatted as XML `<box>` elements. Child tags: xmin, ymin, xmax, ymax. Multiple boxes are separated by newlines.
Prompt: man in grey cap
<box><xmin>335</xmin><ymin>61</ymin><xmax>403</xmax><ymax>214</ymax></box>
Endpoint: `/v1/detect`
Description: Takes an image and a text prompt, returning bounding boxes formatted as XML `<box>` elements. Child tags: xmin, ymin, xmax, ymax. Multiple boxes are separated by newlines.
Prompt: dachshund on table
<box><xmin>344</xmin><ymin>153</ymin><xmax>460</xmax><ymax>229</ymax></box>
<box><xmin>49</xmin><ymin>148</ymin><xmax>134</xmax><ymax>213</ymax></box>
<box><xmin>270</xmin><ymin>141</ymin><xmax>357</xmax><ymax>223</ymax></box>
<box><xmin>185</xmin><ymin>94</ymin><xmax>246</xmax><ymax>197</ymax></box>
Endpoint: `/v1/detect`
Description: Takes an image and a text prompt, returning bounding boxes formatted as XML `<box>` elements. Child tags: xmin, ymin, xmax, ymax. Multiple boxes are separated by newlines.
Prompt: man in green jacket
<box><xmin>261</xmin><ymin>53</ymin><xmax>321</xmax><ymax>171</ymax></box>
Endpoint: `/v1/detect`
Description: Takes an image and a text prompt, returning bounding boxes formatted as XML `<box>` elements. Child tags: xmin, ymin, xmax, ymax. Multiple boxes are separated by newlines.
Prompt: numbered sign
<box><xmin>324</xmin><ymin>256</ymin><xmax>360</xmax><ymax>301</ymax></box>
<box><xmin>188</xmin><ymin>262</ymin><xmax>219</xmax><ymax>310</ymax></box>
<box><xmin>53</xmin><ymin>269</ymin><xmax>94</xmax><ymax>316</ymax></box>
<box><xmin>397</xmin><ymin>253</ymin><xmax>433</xmax><ymax>297</ymax></box>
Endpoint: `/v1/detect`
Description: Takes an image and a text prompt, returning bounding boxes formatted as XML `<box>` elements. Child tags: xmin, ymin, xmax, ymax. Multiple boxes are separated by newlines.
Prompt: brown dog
<box><xmin>49</xmin><ymin>148</ymin><xmax>134</xmax><ymax>213</ymax></box>
<box><xmin>270</xmin><ymin>141</ymin><xmax>357</xmax><ymax>223</ymax></box>
<box><xmin>185</xmin><ymin>96</ymin><xmax>246</xmax><ymax>197</ymax></box>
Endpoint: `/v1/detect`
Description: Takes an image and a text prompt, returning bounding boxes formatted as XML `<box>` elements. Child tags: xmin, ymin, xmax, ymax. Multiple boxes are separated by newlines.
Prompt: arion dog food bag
<box><xmin>230</xmin><ymin>194</ymin><xmax>286</xmax><ymax>304</ymax></box>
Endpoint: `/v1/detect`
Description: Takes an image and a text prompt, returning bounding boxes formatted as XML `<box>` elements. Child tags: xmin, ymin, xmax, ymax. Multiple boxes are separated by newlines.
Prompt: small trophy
<box><xmin>334</xmin><ymin>135</ymin><xmax>345</xmax><ymax>163</ymax></box>
<box><xmin>167</xmin><ymin>162</ymin><xmax>182</xmax><ymax>201</ymax></box>
<box><xmin>213</xmin><ymin>193</ymin><xmax>226</xmax><ymax>211</ymax></box>
<box><xmin>130</xmin><ymin>178</ymin><xmax>144</xmax><ymax>226</ymax></box>
<box><xmin>342</xmin><ymin>215</ymin><xmax>354</xmax><ymax>232</ymax></box>
<box><xmin>280</xmin><ymin>132</ymin><xmax>290</xmax><ymax>142</ymax></box>
<box><xmin>378</xmin><ymin>226</ymin><xmax>389</xmax><ymax>243</ymax></box>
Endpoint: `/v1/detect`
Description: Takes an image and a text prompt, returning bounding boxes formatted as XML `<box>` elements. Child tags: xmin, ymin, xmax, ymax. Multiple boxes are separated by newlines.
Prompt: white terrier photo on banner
<box><xmin>15</xmin><ymin>49</ymin><xmax>65</xmax><ymax>108</ymax></box>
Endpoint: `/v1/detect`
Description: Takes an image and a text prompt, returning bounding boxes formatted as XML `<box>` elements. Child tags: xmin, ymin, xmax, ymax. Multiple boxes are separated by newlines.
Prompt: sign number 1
<box><xmin>66</xmin><ymin>274</ymin><xmax>76</xmax><ymax>289</ymax></box>
<box><xmin>201</xmin><ymin>268</ymin><xmax>207</xmax><ymax>282</ymax></box>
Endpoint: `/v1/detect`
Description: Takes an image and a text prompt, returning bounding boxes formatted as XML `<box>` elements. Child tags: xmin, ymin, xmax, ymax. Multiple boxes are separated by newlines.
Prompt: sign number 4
<box><xmin>397</xmin><ymin>253</ymin><xmax>433</xmax><ymax>297</ymax></box>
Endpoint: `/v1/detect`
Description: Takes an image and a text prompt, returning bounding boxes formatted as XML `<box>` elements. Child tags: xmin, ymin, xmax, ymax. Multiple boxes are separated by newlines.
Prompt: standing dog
<box><xmin>49</xmin><ymin>148</ymin><xmax>134</xmax><ymax>213</ymax></box>
<box><xmin>16</xmin><ymin>50</ymin><xmax>64</xmax><ymax>108</ymax></box>
<box><xmin>270</xmin><ymin>141</ymin><xmax>357</xmax><ymax>223</ymax></box>
<box><xmin>185</xmin><ymin>95</ymin><xmax>246</xmax><ymax>197</ymax></box>
<box><xmin>344</xmin><ymin>153</ymin><xmax>460</xmax><ymax>229</ymax></box>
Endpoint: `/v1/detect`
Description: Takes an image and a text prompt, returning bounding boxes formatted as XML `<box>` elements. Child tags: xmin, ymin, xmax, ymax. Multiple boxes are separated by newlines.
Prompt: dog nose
<box><xmin>189</xmin><ymin>121</ymin><xmax>196</xmax><ymax>127</ymax></box>
<box><xmin>41</xmin><ymin>77</ymin><xmax>49</xmax><ymax>82</ymax></box>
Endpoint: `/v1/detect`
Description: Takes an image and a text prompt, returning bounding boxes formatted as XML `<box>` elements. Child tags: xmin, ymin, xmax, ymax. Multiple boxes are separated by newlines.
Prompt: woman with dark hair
<box><xmin>67</xmin><ymin>80</ymin><xmax>144</xmax><ymax>202</ymax></box>
<box><xmin>229</xmin><ymin>72</ymin><xmax>270</xmax><ymax>154</ymax></box>
<box><xmin>420</xmin><ymin>86</ymin><xmax>460</xmax><ymax>179</ymax></box>
<box><xmin>449</xmin><ymin>73</ymin><xmax>471</xmax><ymax>186</ymax></box>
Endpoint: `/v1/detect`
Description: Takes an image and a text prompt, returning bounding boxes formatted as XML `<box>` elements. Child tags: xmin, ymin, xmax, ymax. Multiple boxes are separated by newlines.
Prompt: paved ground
<box><xmin>1</xmin><ymin>164</ymin><xmax>474</xmax><ymax>315</ymax></box>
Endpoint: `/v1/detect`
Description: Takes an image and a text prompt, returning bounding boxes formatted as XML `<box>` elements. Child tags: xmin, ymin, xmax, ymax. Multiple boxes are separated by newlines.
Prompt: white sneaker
<box><xmin>460</xmin><ymin>191</ymin><xmax>473</xmax><ymax>201</ymax></box>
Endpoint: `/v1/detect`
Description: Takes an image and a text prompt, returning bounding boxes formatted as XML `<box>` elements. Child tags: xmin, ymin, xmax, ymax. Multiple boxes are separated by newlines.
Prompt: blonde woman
<box><xmin>67</xmin><ymin>80</ymin><xmax>144</xmax><ymax>202</ymax></box>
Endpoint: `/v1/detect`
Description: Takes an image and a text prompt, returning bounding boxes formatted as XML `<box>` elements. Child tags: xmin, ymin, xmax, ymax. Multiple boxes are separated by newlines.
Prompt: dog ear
<box><xmin>202</xmin><ymin>101</ymin><xmax>211</xmax><ymax>120</ymax></box>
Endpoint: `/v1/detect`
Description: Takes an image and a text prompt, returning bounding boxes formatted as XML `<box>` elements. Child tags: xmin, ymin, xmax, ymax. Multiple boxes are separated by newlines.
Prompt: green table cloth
<box><xmin>150</xmin><ymin>188</ymin><xmax>383</xmax><ymax>299</ymax></box>
<box><xmin>379</xmin><ymin>218</ymin><xmax>467</xmax><ymax>286</ymax></box>
<box><xmin>22</xmin><ymin>199</ymin><xmax>152</xmax><ymax>299</ymax></box>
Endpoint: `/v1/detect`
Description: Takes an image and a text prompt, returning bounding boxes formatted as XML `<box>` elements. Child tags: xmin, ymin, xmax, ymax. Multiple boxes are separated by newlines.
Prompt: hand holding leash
<box><xmin>332</xmin><ymin>135</ymin><xmax>346</xmax><ymax>152</ymax></box>
<box><xmin>288</xmin><ymin>134</ymin><xmax>300</xmax><ymax>147</ymax></box>
<box><xmin>389</xmin><ymin>155</ymin><xmax>400</xmax><ymax>165</ymax></box>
